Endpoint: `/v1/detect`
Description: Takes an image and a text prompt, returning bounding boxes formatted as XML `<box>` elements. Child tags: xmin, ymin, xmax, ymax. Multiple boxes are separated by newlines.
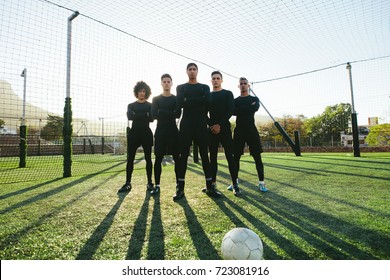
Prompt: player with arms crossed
<box><xmin>173</xmin><ymin>63</ymin><xmax>221</xmax><ymax>201</ymax></box>
<box><xmin>230</xmin><ymin>77</ymin><xmax>268</xmax><ymax>193</ymax></box>
<box><xmin>118</xmin><ymin>81</ymin><xmax>154</xmax><ymax>193</ymax></box>
<box><xmin>151</xmin><ymin>74</ymin><xmax>181</xmax><ymax>195</ymax></box>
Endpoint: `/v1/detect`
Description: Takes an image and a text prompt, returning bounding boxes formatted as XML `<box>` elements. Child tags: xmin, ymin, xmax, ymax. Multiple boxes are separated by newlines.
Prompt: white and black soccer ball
<box><xmin>221</xmin><ymin>227</ymin><xmax>264</xmax><ymax>260</ymax></box>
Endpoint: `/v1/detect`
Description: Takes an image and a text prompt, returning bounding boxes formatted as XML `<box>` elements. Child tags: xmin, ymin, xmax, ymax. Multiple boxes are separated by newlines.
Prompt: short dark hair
<box><xmin>239</xmin><ymin>77</ymin><xmax>248</xmax><ymax>83</ymax></box>
<box><xmin>186</xmin><ymin>62</ymin><xmax>198</xmax><ymax>70</ymax></box>
<box><xmin>161</xmin><ymin>73</ymin><xmax>172</xmax><ymax>81</ymax></box>
<box><xmin>133</xmin><ymin>81</ymin><xmax>151</xmax><ymax>99</ymax></box>
<box><xmin>211</xmin><ymin>71</ymin><xmax>223</xmax><ymax>78</ymax></box>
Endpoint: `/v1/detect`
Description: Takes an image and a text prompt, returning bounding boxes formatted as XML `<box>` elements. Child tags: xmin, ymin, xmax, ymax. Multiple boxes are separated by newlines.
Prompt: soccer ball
<box><xmin>221</xmin><ymin>227</ymin><xmax>263</xmax><ymax>260</ymax></box>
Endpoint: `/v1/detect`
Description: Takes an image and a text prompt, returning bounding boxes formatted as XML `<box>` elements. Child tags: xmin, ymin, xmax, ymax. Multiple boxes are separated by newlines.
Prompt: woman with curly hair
<box><xmin>118</xmin><ymin>81</ymin><xmax>154</xmax><ymax>193</ymax></box>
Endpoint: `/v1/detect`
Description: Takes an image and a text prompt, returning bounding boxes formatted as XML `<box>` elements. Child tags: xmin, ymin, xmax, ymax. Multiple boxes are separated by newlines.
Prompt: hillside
<box><xmin>0</xmin><ymin>79</ymin><xmax>55</xmax><ymax>131</ymax></box>
<box><xmin>255</xmin><ymin>114</ymin><xmax>273</xmax><ymax>124</ymax></box>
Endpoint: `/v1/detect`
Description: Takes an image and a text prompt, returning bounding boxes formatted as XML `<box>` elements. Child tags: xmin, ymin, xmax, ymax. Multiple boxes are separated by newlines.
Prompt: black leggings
<box><xmin>178</xmin><ymin>143</ymin><xmax>212</xmax><ymax>181</ymax></box>
<box><xmin>126</xmin><ymin>144</ymin><xmax>153</xmax><ymax>184</ymax></box>
<box><xmin>154</xmin><ymin>154</ymin><xmax>179</xmax><ymax>185</ymax></box>
<box><xmin>235</xmin><ymin>153</ymin><xmax>264</xmax><ymax>181</ymax></box>
<box><xmin>209</xmin><ymin>128</ymin><xmax>237</xmax><ymax>185</ymax></box>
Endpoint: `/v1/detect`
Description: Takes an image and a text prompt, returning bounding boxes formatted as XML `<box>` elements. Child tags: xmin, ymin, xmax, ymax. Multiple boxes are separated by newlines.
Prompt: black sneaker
<box><xmin>150</xmin><ymin>186</ymin><xmax>160</xmax><ymax>195</ymax></box>
<box><xmin>173</xmin><ymin>185</ymin><xmax>185</xmax><ymax>201</ymax></box>
<box><xmin>146</xmin><ymin>183</ymin><xmax>154</xmax><ymax>191</ymax></box>
<box><xmin>205</xmin><ymin>183</ymin><xmax>222</xmax><ymax>198</ymax></box>
<box><xmin>202</xmin><ymin>182</ymin><xmax>216</xmax><ymax>193</ymax></box>
<box><xmin>232</xmin><ymin>184</ymin><xmax>242</xmax><ymax>196</ymax></box>
<box><xmin>118</xmin><ymin>183</ymin><xmax>132</xmax><ymax>193</ymax></box>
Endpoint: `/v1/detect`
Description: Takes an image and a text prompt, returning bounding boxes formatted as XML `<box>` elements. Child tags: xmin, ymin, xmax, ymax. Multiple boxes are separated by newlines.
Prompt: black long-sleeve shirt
<box><xmin>151</xmin><ymin>94</ymin><xmax>181</xmax><ymax>127</ymax></box>
<box><xmin>233</xmin><ymin>95</ymin><xmax>260</xmax><ymax>128</ymax></box>
<box><xmin>127</xmin><ymin>101</ymin><xmax>153</xmax><ymax>129</ymax></box>
<box><xmin>208</xmin><ymin>89</ymin><xmax>234</xmax><ymax>128</ymax></box>
<box><xmin>176</xmin><ymin>83</ymin><xmax>211</xmax><ymax>123</ymax></box>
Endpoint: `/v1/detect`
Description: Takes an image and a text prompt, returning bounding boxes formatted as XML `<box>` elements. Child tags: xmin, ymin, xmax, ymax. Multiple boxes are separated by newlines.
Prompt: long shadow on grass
<box><xmin>216</xmin><ymin>165</ymin><xmax>388</xmax><ymax>259</ymax></box>
<box><xmin>187</xmin><ymin>165</ymin><xmax>310</xmax><ymax>259</ymax></box>
<box><xmin>76</xmin><ymin>192</ymin><xmax>128</xmax><ymax>260</ymax></box>
<box><xmin>250</xmin><ymin>188</ymin><xmax>387</xmax><ymax>259</ymax></box>
<box><xmin>175</xmin><ymin>196</ymin><xmax>220</xmax><ymax>259</ymax></box>
<box><xmin>126</xmin><ymin>190</ymin><xmax>151</xmax><ymax>260</ymax></box>
<box><xmin>217</xmin><ymin>196</ymin><xmax>311</xmax><ymax>259</ymax></box>
<box><xmin>208</xmin><ymin>196</ymin><xmax>280</xmax><ymax>259</ymax></box>
<box><xmin>147</xmin><ymin>194</ymin><xmax>165</xmax><ymax>259</ymax></box>
<box><xmin>270</xmin><ymin>177</ymin><xmax>390</xmax><ymax>218</ymax></box>
<box><xmin>0</xmin><ymin>178</ymin><xmax>63</xmax><ymax>200</ymax></box>
<box><xmin>0</xmin><ymin>162</ymin><xmax>124</xmax><ymax>215</ymax></box>
<box><xmin>229</xmin><ymin>162</ymin><xmax>389</xmax><ymax>217</ymax></box>
<box><xmin>243</xmin><ymin>190</ymin><xmax>382</xmax><ymax>259</ymax></box>
<box><xmin>265</xmin><ymin>155</ymin><xmax>390</xmax><ymax>172</ymax></box>
<box><xmin>0</xmin><ymin>172</ymin><xmax>121</xmax><ymax>255</ymax></box>
<box><xmin>304</xmin><ymin>155</ymin><xmax>390</xmax><ymax>165</ymax></box>
<box><xmin>241</xmin><ymin>159</ymin><xmax>389</xmax><ymax>181</ymax></box>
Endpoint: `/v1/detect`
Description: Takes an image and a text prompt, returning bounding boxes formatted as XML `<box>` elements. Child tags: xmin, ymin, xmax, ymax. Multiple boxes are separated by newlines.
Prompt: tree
<box><xmin>40</xmin><ymin>115</ymin><xmax>63</xmax><ymax>141</ymax></box>
<box><xmin>257</xmin><ymin>114</ymin><xmax>307</xmax><ymax>147</ymax></box>
<box><xmin>366</xmin><ymin>124</ymin><xmax>390</xmax><ymax>146</ymax></box>
<box><xmin>280</xmin><ymin>114</ymin><xmax>307</xmax><ymax>138</ymax></box>
<box><xmin>257</xmin><ymin>120</ymin><xmax>280</xmax><ymax>147</ymax></box>
<box><xmin>0</xmin><ymin>119</ymin><xmax>5</xmax><ymax>128</ymax></box>
<box><xmin>303</xmin><ymin>103</ymin><xmax>351</xmax><ymax>146</ymax></box>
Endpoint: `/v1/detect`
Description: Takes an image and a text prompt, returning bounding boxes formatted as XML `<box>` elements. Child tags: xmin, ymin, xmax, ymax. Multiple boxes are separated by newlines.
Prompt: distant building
<box><xmin>340</xmin><ymin>117</ymin><xmax>378</xmax><ymax>147</ymax></box>
<box><xmin>340</xmin><ymin>126</ymin><xmax>369</xmax><ymax>147</ymax></box>
<box><xmin>368</xmin><ymin>117</ymin><xmax>379</xmax><ymax>126</ymax></box>
<box><xmin>0</xmin><ymin>126</ymin><xmax>17</xmax><ymax>134</ymax></box>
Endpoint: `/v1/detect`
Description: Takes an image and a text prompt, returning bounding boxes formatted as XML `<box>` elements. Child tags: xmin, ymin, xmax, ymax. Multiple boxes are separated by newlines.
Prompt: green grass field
<box><xmin>0</xmin><ymin>153</ymin><xmax>389</xmax><ymax>260</ymax></box>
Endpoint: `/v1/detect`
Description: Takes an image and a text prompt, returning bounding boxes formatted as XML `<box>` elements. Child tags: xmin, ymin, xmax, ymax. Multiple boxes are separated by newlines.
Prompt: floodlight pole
<box><xmin>19</xmin><ymin>68</ymin><xmax>27</xmax><ymax>168</ymax></box>
<box><xmin>63</xmin><ymin>11</ymin><xmax>79</xmax><ymax>177</ymax></box>
<box><xmin>346</xmin><ymin>62</ymin><xmax>360</xmax><ymax>157</ymax></box>
<box><xmin>99</xmin><ymin>117</ymin><xmax>105</xmax><ymax>154</ymax></box>
<box><xmin>66</xmin><ymin>11</ymin><xmax>79</xmax><ymax>99</ymax></box>
<box><xmin>21</xmin><ymin>68</ymin><xmax>27</xmax><ymax>126</ymax></box>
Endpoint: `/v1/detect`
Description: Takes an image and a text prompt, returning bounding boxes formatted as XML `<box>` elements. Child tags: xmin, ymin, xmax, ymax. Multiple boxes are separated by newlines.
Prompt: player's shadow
<box><xmin>176</xmin><ymin>196</ymin><xmax>221</xmax><ymax>259</ymax></box>
<box><xmin>0</xmin><ymin>178</ymin><xmax>63</xmax><ymax>200</ymax></box>
<box><xmin>0</xmin><ymin>162</ymin><xmax>124</xmax><ymax>215</ymax></box>
<box><xmin>0</xmin><ymin>172</ymin><xmax>121</xmax><ymax>254</ymax></box>
<box><xmin>212</xmin><ymin>193</ymin><xmax>310</xmax><ymax>259</ymax></box>
<box><xmin>245</xmin><ymin>188</ymin><xmax>383</xmax><ymax>259</ymax></box>
<box><xmin>216</xmin><ymin>165</ymin><xmax>385</xmax><ymax>259</ymax></box>
<box><xmin>147</xmin><ymin>193</ymin><xmax>165</xmax><ymax>259</ymax></box>
<box><xmin>185</xmin><ymin>164</ymin><xmax>300</xmax><ymax>259</ymax></box>
<box><xmin>209</xmin><ymin>195</ymin><xmax>281</xmax><ymax>259</ymax></box>
<box><xmin>232</xmin><ymin>162</ymin><xmax>388</xmax><ymax>217</ymax></box>
<box><xmin>76</xmin><ymin>192</ymin><xmax>128</xmax><ymax>260</ymax></box>
<box><xmin>125</xmin><ymin>190</ymin><xmax>151</xmax><ymax>259</ymax></box>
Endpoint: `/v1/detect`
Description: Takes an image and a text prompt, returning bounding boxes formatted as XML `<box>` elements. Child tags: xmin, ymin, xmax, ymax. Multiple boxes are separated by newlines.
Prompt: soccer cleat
<box><xmin>259</xmin><ymin>183</ymin><xmax>268</xmax><ymax>192</ymax></box>
<box><xmin>118</xmin><ymin>183</ymin><xmax>132</xmax><ymax>193</ymax></box>
<box><xmin>227</xmin><ymin>185</ymin><xmax>233</xmax><ymax>191</ymax></box>
<box><xmin>205</xmin><ymin>183</ymin><xmax>222</xmax><ymax>198</ymax></box>
<box><xmin>146</xmin><ymin>183</ymin><xmax>154</xmax><ymax>191</ymax></box>
<box><xmin>150</xmin><ymin>186</ymin><xmax>160</xmax><ymax>195</ymax></box>
<box><xmin>232</xmin><ymin>184</ymin><xmax>242</xmax><ymax>196</ymax></box>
